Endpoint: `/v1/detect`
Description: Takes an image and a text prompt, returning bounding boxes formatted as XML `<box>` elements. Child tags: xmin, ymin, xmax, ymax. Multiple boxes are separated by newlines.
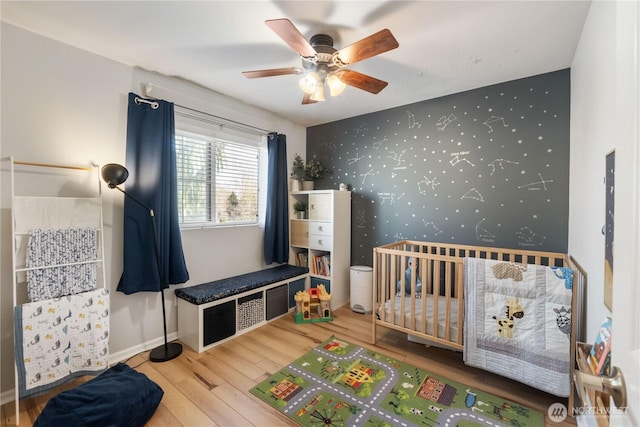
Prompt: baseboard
<box><xmin>108</xmin><ymin>332</ymin><xmax>180</xmax><ymax>364</ymax></box>
<box><xmin>0</xmin><ymin>332</ymin><xmax>179</xmax><ymax>406</ymax></box>
<box><xmin>0</xmin><ymin>390</ymin><xmax>15</xmax><ymax>407</ymax></box>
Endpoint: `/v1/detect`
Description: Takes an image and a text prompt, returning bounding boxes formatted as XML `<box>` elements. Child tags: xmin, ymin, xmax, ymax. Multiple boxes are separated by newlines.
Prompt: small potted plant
<box><xmin>302</xmin><ymin>159</ymin><xmax>331</xmax><ymax>190</ymax></box>
<box><xmin>290</xmin><ymin>154</ymin><xmax>305</xmax><ymax>191</ymax></box>
<box><xmin>293</xmin><ymin>201</ymin><xmax>307</xmax><ymax>219</ymax></box>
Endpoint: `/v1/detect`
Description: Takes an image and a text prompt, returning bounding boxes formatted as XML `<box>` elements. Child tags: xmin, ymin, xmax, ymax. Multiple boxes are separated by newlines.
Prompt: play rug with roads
<box><xmin>250</xmin><ymin>335</ymin><xmax>544</xmax><ymax>427</ymax></box>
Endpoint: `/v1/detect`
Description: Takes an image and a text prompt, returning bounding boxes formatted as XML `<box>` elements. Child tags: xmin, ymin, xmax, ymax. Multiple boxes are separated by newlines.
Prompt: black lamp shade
<box><xmin>101</xmin><ymin>163</ymin><xmax>129</xmax><ymax>188</ymax></box>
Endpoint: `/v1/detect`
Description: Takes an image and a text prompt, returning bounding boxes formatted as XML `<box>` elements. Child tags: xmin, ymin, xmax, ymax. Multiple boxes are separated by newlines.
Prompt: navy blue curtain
<box><xmin>118</xmin><ymin>93</ymin><xmax>189</xmax><ymax>294</ymax></box>
<box><xmin>263</xmin><ymin>133</ymin><xmax>289</xmax><ymax>264</ymax></box>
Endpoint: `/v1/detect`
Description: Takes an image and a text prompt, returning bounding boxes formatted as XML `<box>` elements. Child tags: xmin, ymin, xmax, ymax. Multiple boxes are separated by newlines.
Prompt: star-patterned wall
<box><xmin>307</xmin><ymin>69</ymin><xmax>570</xmax><ymax>265</ymax></box>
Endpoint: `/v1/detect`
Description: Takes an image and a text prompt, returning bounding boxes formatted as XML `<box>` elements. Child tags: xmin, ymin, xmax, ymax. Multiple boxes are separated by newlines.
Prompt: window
<box><xmin>175</xmin><ymin>125</ymin><xmax>261</xmax><ymax>227</ymax></box>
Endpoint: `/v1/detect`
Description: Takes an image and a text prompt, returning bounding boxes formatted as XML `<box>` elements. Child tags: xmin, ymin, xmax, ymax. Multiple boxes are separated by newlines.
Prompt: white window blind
<box><xmin>175</xmin><ymin>129</ymin><xmax>260</xmax><ymax>226</ymax></box>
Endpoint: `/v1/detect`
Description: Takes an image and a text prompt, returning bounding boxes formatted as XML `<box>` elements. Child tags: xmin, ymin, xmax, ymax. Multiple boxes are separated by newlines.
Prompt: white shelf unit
<box><xmin>177</xmin><ymin>274</ymin><xmax>306</xmax><ymax>353</ymax></box>
<box><xmin>289</xmin><ymin>190</ymin><xmax>351</xmax><ymax>309</ymax></box>
<box><xmin>6</xmin><ymin>158</ymin><xmax>107</xmax><ymax>425</ymax></box>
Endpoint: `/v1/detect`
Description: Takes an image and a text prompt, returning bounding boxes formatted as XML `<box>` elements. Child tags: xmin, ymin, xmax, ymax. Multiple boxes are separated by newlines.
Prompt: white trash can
<box><xmin>350</xmin><ymin>265</ymin><xmax>373</xmax><ymax>314</ymax></box>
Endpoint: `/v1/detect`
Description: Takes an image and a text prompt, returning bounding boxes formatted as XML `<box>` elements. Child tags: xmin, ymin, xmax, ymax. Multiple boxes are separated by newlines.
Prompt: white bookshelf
<box><xmin>289</xmin><ymin>190</ymin><xmax>351</xmax><ymax>309</ymax></box>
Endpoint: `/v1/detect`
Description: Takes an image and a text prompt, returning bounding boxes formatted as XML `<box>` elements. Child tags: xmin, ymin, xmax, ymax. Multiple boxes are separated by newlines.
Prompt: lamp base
<box><xmin>149</xmin><ymin>342</ymin><xmax>182</xmax><ymax>363</ymax></box>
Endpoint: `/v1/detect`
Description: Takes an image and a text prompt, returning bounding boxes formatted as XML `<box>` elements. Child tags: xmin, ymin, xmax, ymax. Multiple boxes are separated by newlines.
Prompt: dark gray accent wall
<box><xmin>307</xmin><ymin>69</ymin><xmax>570</xmax><ymax>265</ymax></box>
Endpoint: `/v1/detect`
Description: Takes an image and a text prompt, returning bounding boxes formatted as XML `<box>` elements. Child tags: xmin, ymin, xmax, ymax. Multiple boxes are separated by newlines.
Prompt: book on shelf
<box><xmin>312</xmin><ymin>254</ymin><xmax>331</xmax><ymax>276</ymax></box>
<box><xmin>295</xmin><ymin>252</ymin><xmax>308</xmax><ymax>268</ymax></box>
<box><xmin>588</xmin><ymin>316</ymin><xmax>612</xmax><ymax>375</ymax></box>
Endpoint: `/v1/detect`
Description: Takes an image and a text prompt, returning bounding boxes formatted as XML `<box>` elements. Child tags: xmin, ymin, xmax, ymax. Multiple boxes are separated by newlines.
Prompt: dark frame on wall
<box><xmin>604</xmin><ymin>150</ymin><xmax>615</xmax><ymax>310</ymax></box>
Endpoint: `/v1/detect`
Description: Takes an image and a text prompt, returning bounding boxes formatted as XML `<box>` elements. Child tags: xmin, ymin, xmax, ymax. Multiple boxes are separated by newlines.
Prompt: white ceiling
<box><xmin>1</xmin><ymin>1</ymin><xmax>591</xmax><ymax>127</ymax></box>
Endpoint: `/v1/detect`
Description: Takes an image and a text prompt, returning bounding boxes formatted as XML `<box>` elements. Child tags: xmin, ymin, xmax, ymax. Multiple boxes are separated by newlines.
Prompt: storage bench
<box><xmin>175</xmin><ymin>264</ymin><xmax>308</xmax><ymax>352</ymax></box>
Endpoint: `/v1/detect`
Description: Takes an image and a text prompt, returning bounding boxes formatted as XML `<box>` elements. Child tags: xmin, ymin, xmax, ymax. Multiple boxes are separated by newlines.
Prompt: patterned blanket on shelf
<box><xmin>463</xmin><ymin>257</ymin><xmax>573</xmax><ymax>397</ymax></box>
<box><xmin>14</xmin><ymin>288</ymin><xmax>109</xmax><ymax>398</ymax></box>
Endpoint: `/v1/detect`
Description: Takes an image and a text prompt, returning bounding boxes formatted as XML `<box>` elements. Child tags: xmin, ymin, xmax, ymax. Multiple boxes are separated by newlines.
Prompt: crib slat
<box><xmin>432</xmin><ymin>258</ymin><xmax>440</xmax><ymax>340</ymax></box>
<box><xmin>392</xmin><ymin>253</ymin><xmax>400</xmax><ymax>326</ymax></box>
<box><xmin>410</xmin><ymin>253</ymin><xmax>420</xmax><ymax>330</ymax></box>
<box><xmin>443</xmin><ymin>259</ymin><xmax>451</xmax><ymax>342</ymax></box>
<box><xmin>419</xmin><ymin>256</ymin><xmax>427</xmax><ymax>337</ymax></box>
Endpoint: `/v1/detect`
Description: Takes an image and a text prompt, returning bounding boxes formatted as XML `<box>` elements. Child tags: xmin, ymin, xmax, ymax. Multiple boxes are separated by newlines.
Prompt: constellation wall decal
<box><xmin>355</xmin><ymin>209</ymin><xmax>366</xmax><ymax>229</ymax></box>
<box><xmin>360</xmin><ymin>169</ymin><xmax>376</xmax><ymax>185</ymax></box>
<box><xmin>436</xmin><ymin>113</ymin><xmax>457</xmax><ymax>131</ymax></box>
<box><xmin>378</xmin><ymin>192</ymin><xmax>398</xmax><ymax>205</ymax></box>
<box><xmin>354</xmin><ymin>124</ymin><xmax>368</xmax><ymax>137</ymax></box>
<box><xmin>320</xmin><ymin>142</ymin><xmax>337</xmax><ymax>152</ymax></box>
<box><xmin>306</xmin><ymin>69</ymin><xmax>570</xmax><ymax>262</ymax></box>
<box><xmin>418</xmin><ymin>176</ymin><xmax>440</xmax><ymax>194</ymax></box>
<box><xmin>423</xmin><ymin>220</ymin><xmax>444</xmax><ymax>236</ymax></box>
<box><xmin>373</xmin><ymin>136</ymin><xmax>388</xmax><ymax>150</ymax></box>
<box><xmin>389</xmin><ymin>149</ymin><xmax>407</xmax><ymax>169</ymax></box>
<box><xmin>516</xmin><ymin>226</ymin><xmax>547</xmax><ymax>247</ymax></box>
<box><xmin>450</xmin><ymin>152</ymin><xmax>475</xmax><ymax>167</ymax></box>
<box><xmin>394</xmin><ymin>232</ymin><xmax>408</xmax><ymax>242</ymax></box>
<box><xmin>461</xmin><ymin>188</ymin><xmax>485</xmax><ymax>202</ymax></box>
<box><xmin>475</xmin><ymin>218</ymin><xmax>496</xmax><ymax>242</ymax></box>
<box><xmin>347</xmin><ymin>154</ymin><xmax>365</xmax><ymax>165</ymax></box>
<box><xmin>407</xmin><ymin>110</ymin><xmax>422</xmax><ymax>129</ymax></box>
<box><xmin>518</xmin><ymin>173</ymin><xmax>554</xmax><ymax>191</ymax></box>
<box><xmin>488</xmin><ymin>158</ymin><xmax>520</xmax><ymax>175</ymax></box>
<box><xmin>483</xmin><ymin>115</ymin><xmax>509</xmax><ymax>133</ymax></box>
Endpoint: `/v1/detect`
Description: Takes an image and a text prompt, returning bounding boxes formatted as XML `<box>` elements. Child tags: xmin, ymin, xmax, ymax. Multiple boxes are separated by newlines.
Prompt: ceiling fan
<box><xmin>242</xmin><ymin>18</ymin><xmax>399</xmax><ymax>104</ymax></box>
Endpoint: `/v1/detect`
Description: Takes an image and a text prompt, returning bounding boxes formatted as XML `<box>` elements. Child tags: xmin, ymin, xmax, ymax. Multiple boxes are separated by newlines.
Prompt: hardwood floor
<box><xmin>2</xmin><ymin>306</ymin><xmax>576</xmax><ymax>426</ymax></box>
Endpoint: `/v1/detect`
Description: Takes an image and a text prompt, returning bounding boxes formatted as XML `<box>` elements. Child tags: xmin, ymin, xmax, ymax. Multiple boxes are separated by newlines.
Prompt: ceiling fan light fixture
<box><xmin>244</xmin><ymin>19</ymin><xmax>399</xmax><ymax>104</ymax></box>
<box><xmin>299</xmin><ymin>71</ymin><xmax>319</xmax><ymax>94</ymax></box>
<box><xmin>327</xmin><ymin>73</ymin><xmax>346</xmax><ymax>97</ymax></box>
<box><xmin>310</xmin><ymin>83</ymin><xmax>326</xmax><ymax>102</ymax></box>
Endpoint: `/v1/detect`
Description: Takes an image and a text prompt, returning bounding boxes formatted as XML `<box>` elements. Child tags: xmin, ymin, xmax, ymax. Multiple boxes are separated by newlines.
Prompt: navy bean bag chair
<box><xmin>34</xmin><ymin>363</ymin><xmax>163</xmax><ymax>427</ymax></box>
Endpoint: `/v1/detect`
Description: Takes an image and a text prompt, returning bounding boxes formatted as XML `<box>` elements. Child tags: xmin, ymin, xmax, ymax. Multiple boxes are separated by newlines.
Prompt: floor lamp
<box><xmin>101</xmin><ymin>163</ymin><xmax>182</xmax><ymax>362</ymax></box>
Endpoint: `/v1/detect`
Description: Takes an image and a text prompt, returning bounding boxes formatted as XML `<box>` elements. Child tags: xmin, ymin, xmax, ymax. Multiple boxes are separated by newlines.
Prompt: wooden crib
<box><xmin>372</xmin><ymin>240</ymin><xmax>586</xmax><ymax>402</ymax></box>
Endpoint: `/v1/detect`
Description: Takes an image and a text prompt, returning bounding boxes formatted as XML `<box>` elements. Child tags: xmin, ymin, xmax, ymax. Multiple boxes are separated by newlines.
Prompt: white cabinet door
<box><xmin>309</xmin><ymin>193</ymin><xmax>332</xmax><ymax>221</ymax></box>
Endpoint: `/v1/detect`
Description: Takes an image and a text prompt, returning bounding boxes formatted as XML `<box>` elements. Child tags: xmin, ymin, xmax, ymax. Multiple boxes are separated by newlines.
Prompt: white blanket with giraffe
<box><xmin>463</xmin><ymin>257</ymin><xmax>573</xmax><ymax>397</ymax></box>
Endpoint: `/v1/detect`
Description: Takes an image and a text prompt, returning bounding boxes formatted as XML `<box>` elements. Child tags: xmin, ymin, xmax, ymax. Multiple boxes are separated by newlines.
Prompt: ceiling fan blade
<box><xmin>334</xmin><ymin>29</ymin><xmax>399</xmax><ymax>66</ymax></box>
<box><xmin>302</xmin><ymin>93</ymin><xmax>318</xmax><ymax>105</ymax></box>
<box><xmin>334</xmin><ymin>69</ymin><xmax>388</xmax><ymax>94</ymax></box>
<box><xmin>266</xmin><ymin>18</ymin><xmax>317</xmax><ymax>58</ymax></box>
<box><xmin>242</xmin><ymin>67</ymin><xmax>302</xmax><ymax>79</ymax></box>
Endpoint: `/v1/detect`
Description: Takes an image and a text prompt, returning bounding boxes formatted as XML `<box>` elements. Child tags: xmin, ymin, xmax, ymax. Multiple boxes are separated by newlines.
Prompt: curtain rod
<box><xmin>140</xmin><ymin>83</ymin><xmax>275</xmax><ymax>136</ymax></box>
<box><xmin>174</xmin><ymin>104</ymin><xmax>274</xmax><ymax>137</ymax></box>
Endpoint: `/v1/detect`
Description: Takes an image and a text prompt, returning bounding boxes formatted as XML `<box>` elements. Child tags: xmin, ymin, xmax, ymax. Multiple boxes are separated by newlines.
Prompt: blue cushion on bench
<box><xmin>175</xmin><ymin>264</ymin><xmax>308</xmax><ymax>305</ymax></box>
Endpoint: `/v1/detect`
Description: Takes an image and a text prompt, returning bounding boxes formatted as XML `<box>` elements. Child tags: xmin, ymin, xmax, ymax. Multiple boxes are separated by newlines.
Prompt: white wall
<box><xmin>0</xmin><ymin>23</ymin><xmax>306</xmax><ymax>398</ymax></box>
<box><xmin>569</xmin><ymin>1</ymin><xmax>614</xmax><ymax>340</ymax></box>
<box><xmin>570</xmin><ymin>0</ymin><xmax>640</xmax><ymax>344</ymax></box>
